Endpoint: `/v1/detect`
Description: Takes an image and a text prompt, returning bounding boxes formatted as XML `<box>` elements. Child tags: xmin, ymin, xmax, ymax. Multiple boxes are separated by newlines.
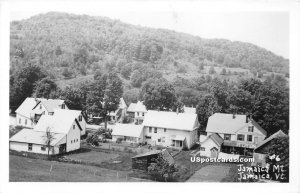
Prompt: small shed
<box><xmin>200</xmin><ymin>133</ymin><xmax>223</xmax><ymax>158</ymax></box>
<box><xmin>131</xmin><ymin>149</ymin><xmax>175</xmax><ymax>171</ymax></box>
<box><xmin>252</xmin><ymin>130</ymin><xmax>287</xmax><ymax>167</ymax></box>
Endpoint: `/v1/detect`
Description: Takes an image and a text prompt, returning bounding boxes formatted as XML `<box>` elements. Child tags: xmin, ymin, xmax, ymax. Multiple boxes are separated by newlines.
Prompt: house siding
<box><xmin>66</xmin><ymin>121</ymin><xmax>81</xmax><ymax>152</ymax></box>
<box><xmin>16</xmin><ymin>114</ymin><xmax>34</xmax><ymax>128</ymax></box>
<box><xmin>9</xmin><ymin>142</ymin><xmax>60</xmax><ymax>155</ymax></box>
<box><xmin>142</xmin><ymin>126</ymin><xmax>197</xmax><ymax>149</ymax></box>
<box><xmin>200</xmin><ymin>139</ymin><xmax>220</xmax><ymax>158</ymax></box>
<box><xmin>206</xmin><ymin>121</ymin><xmax>266</xmax><ymax>149</ymax></box>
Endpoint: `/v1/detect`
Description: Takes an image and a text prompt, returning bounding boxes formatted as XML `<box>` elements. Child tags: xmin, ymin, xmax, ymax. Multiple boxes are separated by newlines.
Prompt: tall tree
<box><xmin>196</xmin><ymin>94</ymin><xmax>221</xmax><ymax>133</ymax></box>
<box><xmin>148</xmin><ymin>153</ymin><xmax>178</xmax><ymax>182</ymax></box>
<box><xmin>86</xmin><ymin>72</ymin><xmax>123</xmax><ymax>128</ymax></box>
<box><xmin>142</xmin><ymin>78</ymin><xmax>182</xmax><ymax>112</ymax></box>
<box><xmin>33</xmin><ymin>77</ymin><xmax>57</xmax><ymax>99</ymax></box>
<box><xmin>43</xmin><ymin>126</ymin><xmax>55</xmax><ymax>159</ymax></box>
<box><xmin>10</xmin><ymin>64</ymin><xmax>46</xmax><ymax>112</ymax></box>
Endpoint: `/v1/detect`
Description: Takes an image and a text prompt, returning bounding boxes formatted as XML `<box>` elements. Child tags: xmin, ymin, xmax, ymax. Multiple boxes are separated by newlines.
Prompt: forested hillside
<box><xmin>10</xmin><ymin>12</ymin><xmax>288</xmax><ymax>79</ymax></box>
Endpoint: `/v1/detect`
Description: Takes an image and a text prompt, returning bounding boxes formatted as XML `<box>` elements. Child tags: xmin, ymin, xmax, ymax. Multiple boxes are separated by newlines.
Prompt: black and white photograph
<box><xmin>0</xmin><ymin>0</ymin><xmax>300</xmax><ymax>193</ymax></box>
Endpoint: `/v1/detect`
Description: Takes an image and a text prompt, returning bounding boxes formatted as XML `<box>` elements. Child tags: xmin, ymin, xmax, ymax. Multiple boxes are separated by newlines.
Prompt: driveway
<box><xmin>187</xmin><ymin>165</ymin><xmax>231</xmax><ymax>182</ymax></box>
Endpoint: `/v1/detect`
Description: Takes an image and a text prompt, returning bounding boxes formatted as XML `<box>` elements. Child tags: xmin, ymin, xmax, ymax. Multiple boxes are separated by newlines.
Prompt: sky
<box><xmin>9</xmin><ymin>2</ymin><xmax>289</xmax><ymax>58</ymax></box>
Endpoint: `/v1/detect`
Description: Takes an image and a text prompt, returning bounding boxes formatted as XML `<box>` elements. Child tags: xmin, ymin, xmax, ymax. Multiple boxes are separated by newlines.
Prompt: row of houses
<box><xmin>112</xmin><ymin>110</ymin><xmax>199</xmax><ymax>149</ymax></box>
<box><xmin>10</xmin><ymin>97</ymin><xmax>287</xmax><ymax>167</ymax></box>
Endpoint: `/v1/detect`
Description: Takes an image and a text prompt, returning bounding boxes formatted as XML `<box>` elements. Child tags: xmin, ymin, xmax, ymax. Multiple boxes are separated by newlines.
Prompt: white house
<box><xmin>183</xmin><ymin>106</ymin><xmax>196</xmax><ymax>114</ymax></box>
<box><xmin>10</xmin><ymin>109</ymin><xmax>85</xmax><ymax>155</ymax></box>
<box><xmin>111</xmin><ymin>123</ymin><xmax>143</xmax><ymax>143</ymax></box>
<box><xmin>204</xmin><ymin>113</ymin><xmax>267</xmax><ymax>155</ymax></box>
<box><xmin>107</xmin><ymin>98</ymin><xmax>127</xmax><ymax>123</ymax></box>
<box><xmin>127</xmin><ymin>101</ymin><xmax>147</xmax><ymax>124</ymax></box>
<box><xmin>9</xmin><ymin>129</ymin><xmax>66</xmax><ymax>155</ymax></box>
<box><xmin>15</xmin><ymin>97</ymin><xmax>68</xmax><ymax>128</ymax></box>
<box><xmin>199</xmin><ymin>133</ymin><xmax>223</xmax><ymax>158</ymax></box>
<box><xmin>142</xmin><ymin>110</ymin><xmax>199</xmax><ymax>149</ymax></box>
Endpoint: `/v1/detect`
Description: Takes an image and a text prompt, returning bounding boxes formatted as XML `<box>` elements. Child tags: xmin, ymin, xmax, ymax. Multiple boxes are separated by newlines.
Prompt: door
<box><xmin>59</xmin><ymin>143</ymin><xmax>66</xmax><ymax>154</ymax></box>
<box><xmin>210</xmin><ymin>147</ymin><xmax>218</xmax><ymax>158</ymax></box>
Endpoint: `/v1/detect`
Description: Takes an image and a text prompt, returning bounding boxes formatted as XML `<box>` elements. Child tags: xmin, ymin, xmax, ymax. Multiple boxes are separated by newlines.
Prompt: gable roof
<box><xmin>34</xmin><ymin>109</ymin><xmax>82</xmax><ymax>134</ymax></box>
<box><xmin>127</xmin><ymin>103</ymin><xmax>137</xmax><ymax>112</ymax></box>
<box><xmin>183</xmin><ymin>106</ymin><xmax>196</xmax><ymax>114</ymax></box>
<box><xmin>206</xmin><ymin>113</ymin><xmax>266</xmax><ymax>135</ymax></box>
<box><xmin>255</xmin><ymin>130</ymin><xmax>287</xmax><ymax>152</ymax></box>
<box><xmin>201</xmin><ymin>133</ymin><xmax>224</xmax><ymax>147</ymax></box>
<box><xmin>112</xmin><ymin>123</ymin><xmax>143</xmax><ymax>138</ymax></box>
<box><xmin>142</xmin><ymin>110</ymin><xmax>198</xmax><ymax>131</ymax></box>
<box><xmin>127</xmin><ymin>101</ymin><xmax>147</xmax><ymax>113</ymax></box>
<box><xmin>15</xmin><ymin>98</ymin><xmax>41</xmax><ymax>118</ymax></box>
<box><xmin>15</xmin><ymin>97</ymin><xmax>65</xmax><ymax>117</ymax></box>
<box><xmin>40</xmin><ymin>99</ymin><xmax>65</xmax><ymax>113</ymax></box>
<box><xmin>119</xmin><ymin>98</ymin><xmax>127</xmax><ymax>109</ymax></box>
<box><xmin>10</xmin><ymin>129</ymin><xmax>65</xmax><ymax>146</ymax></box>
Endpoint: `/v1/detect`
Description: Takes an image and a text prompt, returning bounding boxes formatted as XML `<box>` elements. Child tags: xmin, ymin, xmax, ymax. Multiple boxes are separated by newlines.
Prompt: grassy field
<box><xmin>9</xmin><ymin>155</ymin><xmax>146</xmax><ymax>182</ymax></box>
<box><xmin>66</xmin><ymin>150</ymin><xmax>119</xmax><ymax>163</ymax></box>
<box><xmin>173</xmin><ymin>150</ymin><xmax>240</xmax><ymax>182</ymax></box>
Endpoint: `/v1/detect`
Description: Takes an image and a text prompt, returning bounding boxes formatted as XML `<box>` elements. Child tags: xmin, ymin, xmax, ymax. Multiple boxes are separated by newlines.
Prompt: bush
<box><xmin>116</xmin><ymin>138</ymin><xmax>123</xmax><ymax>143</ymax></box>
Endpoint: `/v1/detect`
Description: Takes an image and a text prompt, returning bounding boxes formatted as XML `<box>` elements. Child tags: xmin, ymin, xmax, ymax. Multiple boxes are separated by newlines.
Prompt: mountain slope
<box><xmin>10</xmin><ymin>12</ymin><xmax>289</xmax><ymax>79</ymax></box>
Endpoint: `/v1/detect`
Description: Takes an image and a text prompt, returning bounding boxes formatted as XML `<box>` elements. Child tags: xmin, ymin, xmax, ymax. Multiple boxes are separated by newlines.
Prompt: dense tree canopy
<box><xmin>33</xmin><ymin>77</ymin><xmax>57</xmax><ymax>99</ymax></box>
<box><xmin>10</xmin><ymin>65</ymin><xmax>46</xmax><ymax>111</ymax></box>
<box><xmin>142</xmin><ymin>78</ymin><xmax>182</xmax><ymax>112</ymax></box>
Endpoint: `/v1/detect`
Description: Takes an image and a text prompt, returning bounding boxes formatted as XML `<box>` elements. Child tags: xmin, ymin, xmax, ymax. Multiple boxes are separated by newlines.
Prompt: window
<box><xmin>41</xmin><ymin>146</ymin><xmax>46</xmax><ymax>151</ymax></box>
<box><xmin>73</xmin><ymin>125</ymin><xmax>75</xmax><ymax>130</ymax></box>
<box><xmin>224</xmin><ymin>134</ymin><xmax>231</xmax><ymax>141</ymax></box>
<box><xmin>162</xmin><ymin>137</ymin><xmax>165</xmax><ymax>143</ymax></box>
<box><xmin>145</xmin><ymin>136</ymin><xmax>151</xmax><ymax>139</ymax></box>
<box><xmin>79</xmin><ymin>115</ymin><xmax>82</xmax><ymax>121</ymax></box>
<box><xmin>179</xmin><ymin>141</ymin><xmax>183</xmax><ymax>147</ymax></box>
<box><xmin>248</xmin><ymin>126</ymin><xmax>254</xmax><ymax>132</ymax></box>
<box><xmin>28</xmin><ymin>143</ymin><xmax>32</xmax><ymax>151</ymax></box>
<box><xmin>154</xmin><ymin>128</ymin><xmax>157</xmax><ymax>133</ymax></box>
<box><xmin>61</xmin><ymin>104</ymin><xmax>65</xmax><ymax>109</ymax></box>
<box><xmin>25</xmin><ymin>119</ymin><xmax>27</xmax><ymax>125</ymax></box>
<box><xmin>77</xmin><ymin>139</ymin><xmax>79</xmax><ymax>142</ymax></box>
<box><xmin>164</xmin><ymin>128</ymin><xmax>166</xmax><ymax>132</ymax></box>
<box><xmin>40</xmin><ymin>104</ymin><xmax>42</xmax><ymax>109</ymax></box>
<box><xmin>149</xmin><ymin>127</ymin><xmax>152</xmax><ymax>133</ymax></box>
<box><xmin>200</xmin><ymin>147</ymin><xmax>205</xmax><ymax>151</ymax></box>
<box><xmin>237</xmin><ymin>134</ymin><xmax>245</xmax><ymax>141</ymax></box>
<box><xmin>247</xmin><ymin>135</ymin><xmax>253</xmax><ymax>142</ymax></box>
<box><xmin>137</xmin><ymin>112</ymin><xmax>139</xmax><ymax>116</ymax></box>
<box><xmin>19</xmin><ymin>118</ymin><xmax>21</xmax><ymax>124</ymax></box>
<box><xmin>71</xmin><ymin>140</ymin><xmax>73</xmax><ymax>144</ymax></box>
<box><xmin>158</xmin><ymin>138</ymin><xmax>161</xmax><ymax>142</ymax></box>
<box><xmin>142</xmin><ymin>113</ymin><xmax>144</xmax><ymax>116</ymax></box>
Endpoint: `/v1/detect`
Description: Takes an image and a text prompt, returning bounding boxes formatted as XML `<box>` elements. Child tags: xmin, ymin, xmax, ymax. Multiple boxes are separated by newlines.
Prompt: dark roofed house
<box><xmin>132</xmin><ymin>149</ymin><xmax>175</xmax><ymax>171</ymax></box>
<box><xmin>252</xmin><ymin>130</ymin><xmax>288</xmax><ymax>167</ymax></box>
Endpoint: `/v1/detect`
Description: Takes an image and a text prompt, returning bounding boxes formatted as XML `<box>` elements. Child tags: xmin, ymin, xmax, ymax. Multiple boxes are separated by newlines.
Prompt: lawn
<box><xmin>66</xmin><ymin>150</ymin><xmax>119</xmax><ymax>163</ymax></box>
<box><xmin>9</xmin><ymin>155</ymin><xmax>146</xmax><ymax>182</ymax></box>
<box><xmin>173</xmin><ymin>150</ymin><xmax>240</xmax><ymax>182</ymax></box>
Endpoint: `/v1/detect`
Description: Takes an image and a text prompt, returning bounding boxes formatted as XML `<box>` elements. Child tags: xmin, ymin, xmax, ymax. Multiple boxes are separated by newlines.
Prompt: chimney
<box><xmin>176</xmin><ymin>107</ymin><xmax>179</xmax><ymax>115</ymax></box>
<box><xmin>232</xmin><ymin>113</ymin><xmax>236</xmax><ymax>119</ymax></box>
<box><xmin>246</xmin><ymin>115</ymin><xmax>249</xmax><ymax>123</ymax></box>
